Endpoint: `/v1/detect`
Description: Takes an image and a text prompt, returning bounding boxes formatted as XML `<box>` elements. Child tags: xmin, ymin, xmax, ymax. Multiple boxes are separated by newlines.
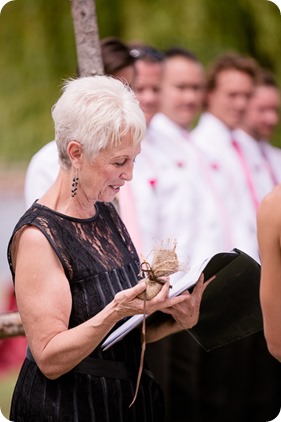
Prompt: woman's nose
<box><xmin>120</xmin><ymin>162</ymin><xmax>134</xmax><ymax>181</ymax></box>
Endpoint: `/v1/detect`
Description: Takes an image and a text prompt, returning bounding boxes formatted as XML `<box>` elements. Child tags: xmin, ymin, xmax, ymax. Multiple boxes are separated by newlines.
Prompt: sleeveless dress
<box><xmin>7</xmin><ymin>201</ymin><xmax>164</xmax><ymax>422</ymax></box>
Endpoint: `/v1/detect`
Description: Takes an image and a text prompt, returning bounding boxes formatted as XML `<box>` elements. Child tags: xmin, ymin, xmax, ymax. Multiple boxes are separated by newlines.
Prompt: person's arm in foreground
<box><xmin>13</xmin><ymin>226</ymin><xmax>208</xmax><ymax>380</ymax></box>
<box><xmin>257</xmin><ymin>185</ymin><xmax>281</xmax><ymax>362</ymax></box>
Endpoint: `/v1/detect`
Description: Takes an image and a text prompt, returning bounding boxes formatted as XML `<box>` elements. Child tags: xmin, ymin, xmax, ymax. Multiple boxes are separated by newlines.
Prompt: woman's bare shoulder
<box><xmin>262</xmin><ymin>185</ymin><xmax>281</xmax><ymax>205</ymax></box>
<box><xmin>258</xmin><ymin>185</ymin><xmax>281</xmax><ymax>222</ymax></box>
<box><xmin>14</xmin><ymin>224</ymin><xmax>47</xmax><ymax>246</ymax></box>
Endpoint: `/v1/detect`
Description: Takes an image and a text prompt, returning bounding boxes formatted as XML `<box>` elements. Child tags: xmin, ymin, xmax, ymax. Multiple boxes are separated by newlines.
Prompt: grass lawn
<box><xmin>0</xmin><ymin>369</ymin><xmax>19</xmax><ymax>419</ymax></box>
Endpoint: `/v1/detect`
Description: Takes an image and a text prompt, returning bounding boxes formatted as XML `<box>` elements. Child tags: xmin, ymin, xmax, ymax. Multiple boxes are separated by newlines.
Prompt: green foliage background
<box><xmin>1</xmin><ymin>0</ymin><xmax>281</xmax><ymax>165</ymax></box>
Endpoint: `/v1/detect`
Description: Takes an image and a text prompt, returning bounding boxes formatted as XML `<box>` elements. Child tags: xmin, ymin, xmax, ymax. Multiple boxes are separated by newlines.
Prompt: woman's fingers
<box><xmin>160</xmin><ymin>273</ymin><xmax>216</xmax><ymax>328</ymax></box>
<box><xmin>193</xmin><ymin>273</ymin><xmax>216</xmax><ymax>294</ymax></box>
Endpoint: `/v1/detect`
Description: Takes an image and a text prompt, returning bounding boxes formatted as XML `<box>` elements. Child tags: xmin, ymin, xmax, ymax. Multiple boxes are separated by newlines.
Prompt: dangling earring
<box><xmin>71</xmin><ymin>173</ymin><xmax>79</xmax><ymax>197</ymax></box>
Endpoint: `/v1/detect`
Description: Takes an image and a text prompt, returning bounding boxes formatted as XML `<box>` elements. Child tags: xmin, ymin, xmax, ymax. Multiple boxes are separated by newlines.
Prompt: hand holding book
<box><xmin>160</xmin><ymin>272</ymin><xmax>216</xmax><ymax>331</ymax></box>
<box><xmin>101</xmin><ymin>248</ymin><xmax>262</xmax><ymax>352</ymax></box>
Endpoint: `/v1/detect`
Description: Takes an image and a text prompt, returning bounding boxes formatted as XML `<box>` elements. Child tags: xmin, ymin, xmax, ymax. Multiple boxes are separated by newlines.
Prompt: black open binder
<box><xmin>101</xmin><ymin>248</ymin><xmax>262</xmax><ymax>352</ymax></box>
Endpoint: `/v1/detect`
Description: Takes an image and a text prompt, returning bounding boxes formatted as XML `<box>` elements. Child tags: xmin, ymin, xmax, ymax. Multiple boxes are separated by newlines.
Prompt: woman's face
<box><xmin>80</xmin><ymin>134</ymin><xmax>141</xmax><ymax>203</ymax></box>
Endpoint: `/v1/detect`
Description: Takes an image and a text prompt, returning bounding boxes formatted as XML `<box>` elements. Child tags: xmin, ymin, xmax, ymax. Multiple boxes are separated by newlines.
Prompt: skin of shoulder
<box><xmin>257</xmin><ymin>184</ymin><xmax>281</xmax><ymax>361</ymax></box>
<box><xmin>258</xmin><ymin>185</ymin><xmax>281</xmax><ymax>251</ymax></box>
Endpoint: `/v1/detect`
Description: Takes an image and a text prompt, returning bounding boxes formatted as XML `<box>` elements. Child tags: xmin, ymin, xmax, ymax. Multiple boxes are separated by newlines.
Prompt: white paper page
<box><xmin>101</xmin><ymin>257</ymin><xmax>211</xmax><ymax>350</ymax></box>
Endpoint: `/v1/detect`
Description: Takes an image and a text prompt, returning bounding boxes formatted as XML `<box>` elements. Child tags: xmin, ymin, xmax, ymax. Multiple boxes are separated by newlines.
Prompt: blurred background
<box><xmin>1</xmin><ymin>0</ymin><xmax>281</xmax><ymax>165</ymax></box>
<box><xmin>1</xmin><ymin>0</ymin><xmax>281</xmax><ymax>417</ymax></box>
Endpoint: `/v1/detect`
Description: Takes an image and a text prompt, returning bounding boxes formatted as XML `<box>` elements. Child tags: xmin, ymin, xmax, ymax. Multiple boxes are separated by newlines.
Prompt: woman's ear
<box><xmin>67</xmin><ymin>141</ymin><xmax>83</xmax><ymax>165</ymax></box>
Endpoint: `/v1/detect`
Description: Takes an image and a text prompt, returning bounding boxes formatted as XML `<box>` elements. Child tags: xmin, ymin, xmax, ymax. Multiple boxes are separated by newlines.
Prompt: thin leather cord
<box><xmin>129</xmin><ymin>297</ymin><xmax>147</xmax><ymax>407</ymax></box>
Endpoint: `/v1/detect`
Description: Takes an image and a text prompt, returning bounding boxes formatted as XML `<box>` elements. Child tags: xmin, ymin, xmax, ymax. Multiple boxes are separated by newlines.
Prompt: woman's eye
<box><xmin>115</xmin><ymin>160</ymin><xmax>126</xmax><ymax>167</ymax></box>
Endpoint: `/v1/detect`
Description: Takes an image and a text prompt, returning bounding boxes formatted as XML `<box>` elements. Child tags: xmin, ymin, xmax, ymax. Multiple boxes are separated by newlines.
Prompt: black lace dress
<box><xmin>7</xmin><ymin>201</ymin><xmax>164</xmax><ymax>422</ymax></box>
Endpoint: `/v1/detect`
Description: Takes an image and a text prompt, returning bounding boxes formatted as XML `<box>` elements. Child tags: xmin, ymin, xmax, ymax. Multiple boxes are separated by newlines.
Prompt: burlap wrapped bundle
<box><xmin>137</xmin><ymin>240</ymin><xmax>181</xmax><ymax>300</ymax></box>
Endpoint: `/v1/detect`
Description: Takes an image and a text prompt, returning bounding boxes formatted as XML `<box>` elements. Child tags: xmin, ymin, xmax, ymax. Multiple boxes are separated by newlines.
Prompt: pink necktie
<box><xmin>232</xmin><ymin>139</ymin><xmax>260</xmax><ymax>211</ymax></box>
<box><xmin>118</xmin><ymin>183</ymin><xmax>143</xmax><ymax>256</ymax></box>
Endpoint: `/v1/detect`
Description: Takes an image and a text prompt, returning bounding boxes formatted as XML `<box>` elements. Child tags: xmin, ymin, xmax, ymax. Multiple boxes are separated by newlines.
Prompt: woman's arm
<box><xmin>13</xmin><ymin>226</ymin><xmax>199</xmax><ymax>379</ymax></box>
<box><xmin>257</xmin><ymin>186</ymin><xmax>281</xmax><ymax>362</ymax></box>
<box><xmin>14</xmin><ymin>226</ymin><xmax>128</xmax><ymax>379</ymax></box>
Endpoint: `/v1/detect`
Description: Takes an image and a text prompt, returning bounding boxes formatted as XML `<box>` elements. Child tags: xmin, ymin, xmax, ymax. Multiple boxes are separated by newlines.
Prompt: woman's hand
<box><xmin>160</xmin><ymin>273</ymin><xmax>215</xmax><ymax>329</ymax></box>
<box><xmin>112</xmin><ymin>272</ymin><xmax>214</xmax><ymax>327</ymax></box>
<box><xmin>112</xmin><ymin>279</ymin><xmax>172</xmax><ymax>319</ymax></box>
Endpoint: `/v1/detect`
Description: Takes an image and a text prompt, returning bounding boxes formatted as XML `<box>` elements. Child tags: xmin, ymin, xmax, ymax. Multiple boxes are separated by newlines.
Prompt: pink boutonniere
<box><xmin>149</xmin><ymin>179</ymin><xmax>157</xmax><ymax>188</ymax></box>
<box><xmin>211</xmin><ymin>162</ymin><xmax>220</xmax><ymax>170</ymax></box>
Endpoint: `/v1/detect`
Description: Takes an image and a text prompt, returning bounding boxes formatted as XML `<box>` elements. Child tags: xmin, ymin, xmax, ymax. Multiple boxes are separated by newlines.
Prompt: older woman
<box><xmin>8</xmin><ymin>76</ymin><xmax>208</xmax><ymax>422</ymax></box>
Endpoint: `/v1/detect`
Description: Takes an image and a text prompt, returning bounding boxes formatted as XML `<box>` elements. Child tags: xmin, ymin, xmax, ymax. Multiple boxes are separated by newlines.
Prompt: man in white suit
<box><xmin>233</xmin><ymin>67</ymin><xmax>281</xmax><ymax>204</ymax></box>
<box><xmin>118</xmin><ymin>43</ymin><xmax>165</xmax><ymax>256</ymax></box>
<box><xmin>120</xmin><ymin>46</ymin><xmax>226</xmax><ymax>268</ymax></box>
<box><xmin>191</xmin><ymin>52</ymin><xmax>261</xmax><ymax>262</ymax></box>
<box><xmin>147</xmin><ymin>47</ymin><xmax>232</xmax><ymax>268</ymax></box>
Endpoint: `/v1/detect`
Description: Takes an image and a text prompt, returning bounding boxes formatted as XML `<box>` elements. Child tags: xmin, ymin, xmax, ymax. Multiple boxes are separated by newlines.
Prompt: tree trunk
<box><xmin>70</xmin><ymin>0</ymin><xmax>104</xmax><ymax>76</ymax></box>
<box><xmin>0</xmin><ymin>0</ymin><xmax>104</xmax><ymax>341</ymax></box>
<box><xmin>0</xmin><ymin>312</ymin><xmax>24</xmax><ymax>338</ymax></box>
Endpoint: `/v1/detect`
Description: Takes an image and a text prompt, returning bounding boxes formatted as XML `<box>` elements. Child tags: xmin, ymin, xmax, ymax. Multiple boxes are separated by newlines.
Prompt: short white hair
<box><xmin>52</xmin><ymin>75</ymin><xmax>146</xmax><ymax>168</ymax></box>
